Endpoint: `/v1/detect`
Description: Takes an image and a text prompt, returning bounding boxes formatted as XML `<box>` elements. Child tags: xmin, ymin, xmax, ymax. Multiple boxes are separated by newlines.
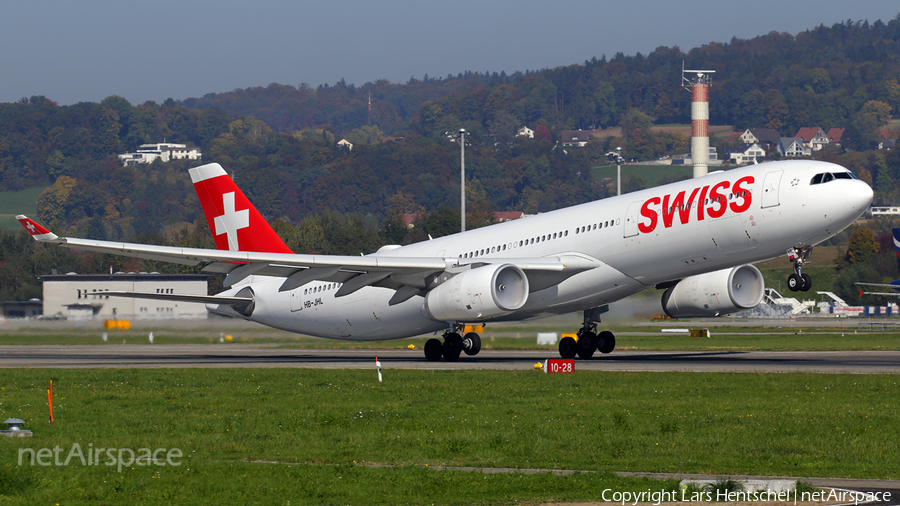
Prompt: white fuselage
<box><xmin>224</xmin><ymin>160</ymin><xmax>871</xmax><ymax>340</ymax></box>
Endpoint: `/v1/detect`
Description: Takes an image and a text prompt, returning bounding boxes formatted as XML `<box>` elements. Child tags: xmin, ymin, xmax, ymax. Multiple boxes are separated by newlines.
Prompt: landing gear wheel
<box><xmin>462</xmin><ymin>332</ymin><xmax>481</xmax><ymax>356</ymax></box>
<box><xmin>800</xmin><ymin>273</ymin><xmax>812</xmax><ymax>292</ymax></box>
<box><xmin>598</xmin><ymin>331</ymin><xmax>616</xmax><ymax>354</ymax></box>
<box><xmin>442</xmin><ymin>332</ymin><xmax>463</xmax><ymax>362</ymax></box>
<box><xmin>558</xmin><ymin>336</ymin><xmax>577</xmax><ymax>359</ymax></box>
<box><xmin>424</xmin><ymin>338</ymin><xmax>443</xmax><ymax>361</ymax></box>
<box><xmin>787</xmin><ymin>273</ymin><xmax>802</xmax><ymax>292</ymax></box>
<box><xmin>576</xmin><ymin>331</ymin><xmax>596</xmax><ymax>359</ymax></box>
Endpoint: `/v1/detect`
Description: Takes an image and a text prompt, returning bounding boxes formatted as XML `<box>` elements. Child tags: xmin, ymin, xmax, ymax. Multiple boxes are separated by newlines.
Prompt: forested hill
<box><xmin>1</xmin><ymin>16</ymin><xmax>900</xmax><ymax>245</ymax></box>
<box><xmin>179</xmin><ymin>17</ymin><xmax>900</xmax><ymax>142</ymax></box>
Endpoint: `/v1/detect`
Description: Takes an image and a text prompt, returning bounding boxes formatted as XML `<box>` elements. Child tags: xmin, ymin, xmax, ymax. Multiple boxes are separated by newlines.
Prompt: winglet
<box><xmin>16</xmin><ymin>215</ymin><xmax>59</xmax><ymax>241</ymax></box>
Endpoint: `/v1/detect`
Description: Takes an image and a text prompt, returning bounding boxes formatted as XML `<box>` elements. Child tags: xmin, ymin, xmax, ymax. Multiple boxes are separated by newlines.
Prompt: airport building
<box><xmin>42</xmin><ymin>273</ymin><xmax>208</xmax><ymax>320</ymax></box>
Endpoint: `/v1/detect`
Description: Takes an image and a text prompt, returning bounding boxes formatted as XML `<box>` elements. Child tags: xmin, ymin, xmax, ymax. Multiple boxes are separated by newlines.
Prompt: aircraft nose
<box><xmin>846</xmin><ymin>181</ymin><xmax>874</xmax><ymax>213</ymax></box>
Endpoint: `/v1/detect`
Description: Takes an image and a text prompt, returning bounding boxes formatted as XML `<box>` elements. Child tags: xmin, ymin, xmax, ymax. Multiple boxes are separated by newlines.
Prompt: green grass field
<box><xmin>0</xmin><ymin>368</ymin><xmax>896</xmax><ymax>504</ymax></box>
<box><xmin>0</xmin><ymin>186</ymin><xmax>49</xmax><ymax>229</ymax></box>
<box><xmin>591</xmin><ymin>164</ymin><xmax>695</xmax><ymax>188</ymax></box>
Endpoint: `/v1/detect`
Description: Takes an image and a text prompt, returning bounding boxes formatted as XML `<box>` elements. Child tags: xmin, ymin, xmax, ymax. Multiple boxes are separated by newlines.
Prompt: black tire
<box><xmin>462</xmin><ymin>332</ymin><xmax>481</xmax><ymax>356</ymax></box>
<box><xmin>800</xmin><ymin>273</ymin><xmax>812</xmax><ymax>292</ymax></box>
<box><xmin>787</xmin><ymin>273</ymin><xmax>802</xmax><ymax>292</ymax></box>
<box><xmin>558</xmin><ymin>336</ymin><xmax>577</xmax><ymax>359</ymax></box>
<box><xmin>442</xmin><ymin>333</ymin><xmax>463</xmax><ymax>362</ymax></box>
<box><xmin>424</xmin><ymin>338</ymin><xmax>443</xmax><ymax>361</ymax></box>
<box><xmin>598</xmin><ymin>330</ymin><xmax>616</xmax><ymax>354</ymax></box>
<box><xmin>576</xmin><ymin>331</ymin><xmax>596</xmax><ymax>359</ymax></box>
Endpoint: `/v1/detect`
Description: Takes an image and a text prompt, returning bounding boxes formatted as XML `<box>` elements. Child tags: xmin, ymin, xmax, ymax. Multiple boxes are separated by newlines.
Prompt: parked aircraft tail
<box><xmin>894</xmin><ymin>228</ymin><xmax>900</xmax><ymax>272</ymax></box>
<box><xmin>189</xmin><ymin>163</ymin><xmax>293</xmax><ymax>254</ymax></box>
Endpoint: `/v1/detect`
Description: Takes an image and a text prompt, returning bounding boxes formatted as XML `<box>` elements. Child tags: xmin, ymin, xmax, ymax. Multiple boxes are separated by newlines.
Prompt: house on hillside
<box><xmin>337</xmin><ymin>139</ymin><xmax>353</xmax><ymax>150</ymax></box>
<box><xmin>826</xmin><ymin>128</ymin><xmax>845</xmax><ymax>145</ymax></box>
<box><xmin>794</xmin><ymin>127</ymin><xmax>829</xmax><ymax>151</ymax></box>
<box><xmin>118</xmin><ymin>143</ymin><xmax>202</xmax><ymax>167</ymax></box>
<box><xmin>516</xmin><ymin>126</ymin><xmax>534</xmax><ymax>139</ymax></box>
<box><xmin>494</xmin><ymin>211</ymin><xmax>524</xmax><ymax>222</ymax></box>
<box><xmin>729</xmin><ymin>142</ymin><xmax>766</xmax><ymax>164</ymax></box>
<box><xmin>739</xmin><ymin>129</ymin><xmax>781</xmax><ymax>154</ymax></box>
<box><xmin>560</xmin><ymin>130</ymin><xmax>591</xmax><ymax>147</ymax></box>
<box><xmin>779</xmin><ymin>137</ymin><xmax>809</xmax><ymax>158</ymax></box>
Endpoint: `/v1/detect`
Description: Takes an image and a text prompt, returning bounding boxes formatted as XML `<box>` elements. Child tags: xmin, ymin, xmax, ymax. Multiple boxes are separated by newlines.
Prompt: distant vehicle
<box><xmin>19</xmin><ymin>160</ymin><xmax>871</xmax><ymax>361</ymax></box>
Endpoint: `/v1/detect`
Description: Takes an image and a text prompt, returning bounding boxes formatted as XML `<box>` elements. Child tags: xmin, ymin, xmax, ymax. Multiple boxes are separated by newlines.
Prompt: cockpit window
<box><xmin>811</xmin><ymin>171</ymin><xmax>857</xmax><ymax>185</ymax></box>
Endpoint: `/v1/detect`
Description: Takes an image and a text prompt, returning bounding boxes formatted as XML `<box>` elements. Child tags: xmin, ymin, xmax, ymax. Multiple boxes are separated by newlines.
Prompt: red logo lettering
<box><xmin>638</xmin><ymin>197</ymin><xmax>660</xmax><ymax>234</ymax></box>
<box><xmin>707</xmin><ymin>181</ymin><xmax>730</xmax><ymax>218</ymax></box>
<box><xmin>696</xmin><ymin>185</ymin><xmax>709</xmax><ymax>221</ymax></box>
<box><xmin>662</xmin><ymin>191</ymin><xmax>685</xmax><ymax>228</ymax></box>
<box><xmin>729</xmin><ymin>176</ymin><xmax>754</xmax><ymax>213</ymax></box>
<box><xmin>636</xmin><ymin>177</ymin><xmax>754</xmax><ymax>234</ymax></box>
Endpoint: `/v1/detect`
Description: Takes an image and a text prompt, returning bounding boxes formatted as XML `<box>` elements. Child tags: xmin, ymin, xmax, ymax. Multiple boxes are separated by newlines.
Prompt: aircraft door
<box><xmin>290</xmin><ymin>289</ymin><xmax>303</xmax><ymax>312</ymax></box>
<box><xmin>623</xmin><ymin>200</ymin><xmax>643</xmax><ymax>238</ymax></box>
<box><xmin>761</xmin><ymin>170</ymin><xmax>783</xmax><ymax>208</ymax></box>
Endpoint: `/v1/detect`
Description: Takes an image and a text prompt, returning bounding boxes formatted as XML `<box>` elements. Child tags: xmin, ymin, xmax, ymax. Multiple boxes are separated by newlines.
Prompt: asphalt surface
<box><xmin>1</xmin><ymin>345</ymin><xmax>899</xmax><ymax>373</ymax></box>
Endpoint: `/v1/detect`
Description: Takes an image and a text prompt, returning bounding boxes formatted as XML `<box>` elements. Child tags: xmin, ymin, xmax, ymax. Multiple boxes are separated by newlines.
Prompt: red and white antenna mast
<box><xmin>682</xmin><ymin>63</ymin><xmax>715</xmax><ymax>178</ymax></box>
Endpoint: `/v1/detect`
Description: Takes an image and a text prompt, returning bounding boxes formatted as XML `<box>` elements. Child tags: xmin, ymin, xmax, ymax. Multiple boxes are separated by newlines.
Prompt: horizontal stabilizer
<box><xmin>104</xmin><ymin>291</ymin><xmax>253</xmax><ymax>307</ymax></box>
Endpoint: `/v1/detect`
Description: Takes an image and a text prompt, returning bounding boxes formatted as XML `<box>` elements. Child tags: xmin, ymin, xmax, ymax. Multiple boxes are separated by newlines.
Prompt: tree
<box><xmin>841</xmin><ymin>228</ymin><xmax>879</xmax><ymax>268</ymax></box>
<box><xmin>620</xmin><ymin>109</ymin><xmax>654</xmax><ymax>143</ymax></box>
<box><xmin>345</xmin><ymin>125</ymin><xmax>384</xmax><ymax>145</ymax></box>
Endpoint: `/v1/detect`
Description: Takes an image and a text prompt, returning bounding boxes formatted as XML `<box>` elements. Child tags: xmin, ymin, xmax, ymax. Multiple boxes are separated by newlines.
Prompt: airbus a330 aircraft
<box><xmin>18</xmin><ymin>159</ymin><xmax>871</xmax><ymax>361</ymax></box>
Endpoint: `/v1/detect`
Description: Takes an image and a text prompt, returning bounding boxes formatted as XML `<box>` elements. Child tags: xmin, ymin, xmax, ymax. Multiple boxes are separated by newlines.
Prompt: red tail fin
<box><xmin>189</xmin><ymin>163</ymin><xmax>293</xmax><ymax>253</ymax></box>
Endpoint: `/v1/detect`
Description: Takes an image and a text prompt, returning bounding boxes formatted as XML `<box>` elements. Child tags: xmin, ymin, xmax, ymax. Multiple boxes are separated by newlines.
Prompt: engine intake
<box><xmin>424</xmin><ymin>264</ymin><xmax>529</xmax><ymax>321</ymax></box>
<box><xmin>661</xmin><ymin>265</ymin><xmax>764</xmax><ymax>318</ymax></box>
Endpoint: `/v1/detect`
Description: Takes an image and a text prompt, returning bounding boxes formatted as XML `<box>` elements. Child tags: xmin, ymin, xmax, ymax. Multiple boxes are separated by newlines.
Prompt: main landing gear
<box><xmin>424</xmin><ymin>325</ymin><xmax>481</xmax><ymax>362</ymax></box>
<box><xmin>786</xmin><ymin>246</ymin><xmax>813</xmax><ymax>292</ymax></box>
<box><xmin>558</xmin><ymin>306</ymin><xmax>615</xmax><ymax>359</ymax></box>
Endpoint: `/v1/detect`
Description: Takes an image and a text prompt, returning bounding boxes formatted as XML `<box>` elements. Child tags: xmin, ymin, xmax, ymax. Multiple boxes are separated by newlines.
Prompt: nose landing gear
<box><xmin>786</xmin><ymin>246</ymin><xmax>813</xmax><ymax>292</ymax></box>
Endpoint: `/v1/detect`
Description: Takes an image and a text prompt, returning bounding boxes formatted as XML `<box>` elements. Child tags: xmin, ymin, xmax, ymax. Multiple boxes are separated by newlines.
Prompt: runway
<box><xmin>1</xmin><ymin>345</ymin><xmax>899</xmax><ymax>373</ymax></box>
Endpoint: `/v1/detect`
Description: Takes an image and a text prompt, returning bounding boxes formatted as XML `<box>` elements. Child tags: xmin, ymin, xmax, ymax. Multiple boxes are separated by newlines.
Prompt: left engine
<box><xmin>661</xmin><ymin>265</ymin><xmax>765</xmax><ymax>318</ymax></box>
<box><xmin>424</xmin><ymin>264</ymin><xmax>529</xmax><ymax>321</ymax></box>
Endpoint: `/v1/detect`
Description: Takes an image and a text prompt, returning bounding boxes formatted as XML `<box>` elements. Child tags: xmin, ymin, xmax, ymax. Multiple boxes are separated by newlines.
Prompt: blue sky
<box><xmin>0</xmin><ymin>0</ymin><xmax>895</xmax><ymax>106</ymax></box>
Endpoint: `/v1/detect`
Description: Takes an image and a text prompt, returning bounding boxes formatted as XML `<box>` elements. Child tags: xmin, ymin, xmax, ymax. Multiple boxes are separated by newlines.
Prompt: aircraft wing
<box><xmin>854</xmin><ymin>282</ymin><xmax>900</xmax><ymax>289</ymax></box>
<box><xmin>854</xmin><ymin>282</ymin><xmax>900</xmax><ymax>297</ymax></box>
<box><xmin>17</xmin><ymin>215</ymin><xmax>592</xmax><ymax>301</ymax></box>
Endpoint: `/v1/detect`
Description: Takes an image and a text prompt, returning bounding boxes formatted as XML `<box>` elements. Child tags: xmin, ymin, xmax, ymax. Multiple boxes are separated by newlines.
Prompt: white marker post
<box><xmin>375</xmin><ymin>356</ymin><xmax>382</xmax><ymax>382</ymax></box>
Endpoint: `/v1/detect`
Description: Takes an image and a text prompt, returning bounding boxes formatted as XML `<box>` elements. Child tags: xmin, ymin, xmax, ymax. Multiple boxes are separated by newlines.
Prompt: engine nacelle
<box><xmin>424</xmin><ymin>264</ymin><xmax>529</xmax><ymax>321</ymax></box>
<box><xmin>661</xmin><ymin>265</ymin><xmax>764</xmax><ymax>318</ymax></box>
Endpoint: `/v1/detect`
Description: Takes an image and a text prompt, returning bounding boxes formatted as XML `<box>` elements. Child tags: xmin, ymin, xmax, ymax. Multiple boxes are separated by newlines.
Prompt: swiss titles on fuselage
<box><xmin>638</xmin><ymin>176</ymin><xmax>754</xmax><ymax>234</ymax></box>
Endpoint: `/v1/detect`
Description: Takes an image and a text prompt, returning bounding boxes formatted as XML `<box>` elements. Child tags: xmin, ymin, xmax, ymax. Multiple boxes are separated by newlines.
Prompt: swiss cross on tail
<box><xmin>15</xmin><ymin>215</ymin><xmax>58</xmax><ymax>241</ymax></box>
<box><xmin>188</xmin><ymin>163</ymin><xmax>293</xmax><ymax>254</ymax></box>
